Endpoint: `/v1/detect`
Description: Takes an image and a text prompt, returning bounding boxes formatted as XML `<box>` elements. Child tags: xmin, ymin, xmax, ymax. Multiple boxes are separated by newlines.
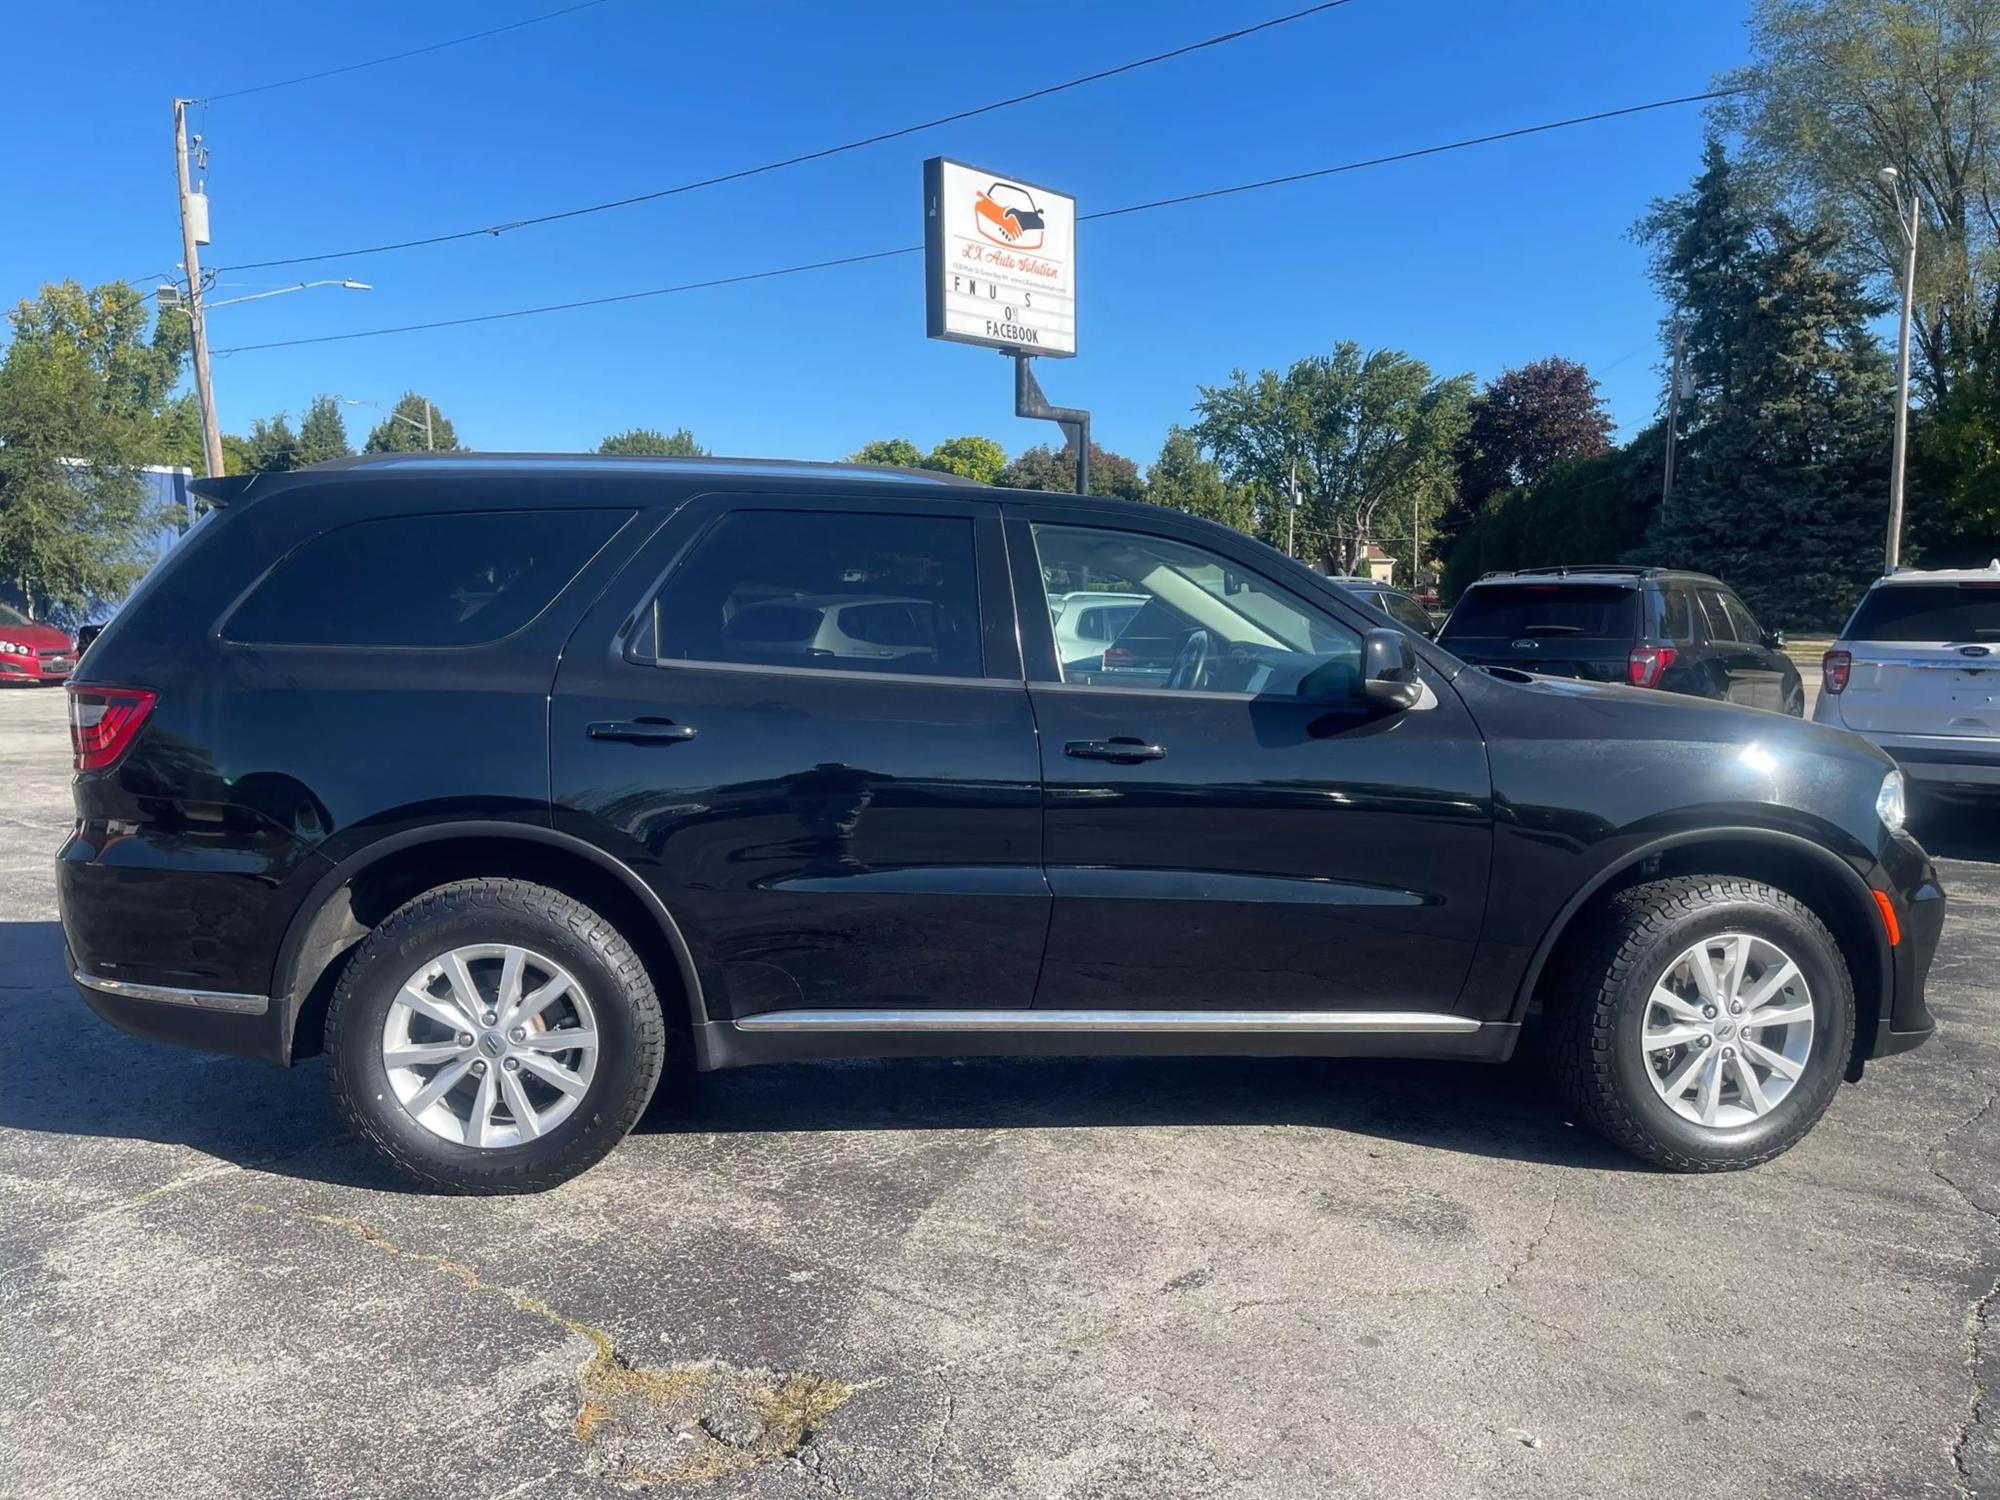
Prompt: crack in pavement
<box><xmin>1920</xmin><ymin>1037</ymin><xmax>2000</xmax><ymax>1498</ymax></box>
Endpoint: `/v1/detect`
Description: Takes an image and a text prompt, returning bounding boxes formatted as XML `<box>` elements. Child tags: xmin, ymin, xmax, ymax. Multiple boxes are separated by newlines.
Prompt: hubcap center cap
<box><xmin>479</xmin><ymin>1031</ymin><xmax>506</xmax><ymax>1058</ymax></box>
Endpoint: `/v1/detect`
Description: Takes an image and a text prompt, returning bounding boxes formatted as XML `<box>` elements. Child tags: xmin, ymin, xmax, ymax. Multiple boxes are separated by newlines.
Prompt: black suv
<box><xmin>1440</xmin><ymin>566</ymin><xmax>1805</xmax><ymax>715</ymax></box>
<box><xmin>60</xmin><ymin>457</ymin><xmax>1939</xmax><ymax>1191</ymax></box>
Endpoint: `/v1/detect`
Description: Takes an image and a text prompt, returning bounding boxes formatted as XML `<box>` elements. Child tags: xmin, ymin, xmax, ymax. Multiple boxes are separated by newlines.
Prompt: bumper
<box><xmin>70</xmin><ymin>962</ymin><xmax>292</xmax><ymax>1063</ymax></box>
<box><xmin>1839</xmin><ymin>730</ymin><xmax>2000</xmax><ymax>789</ymax></box>
<box><xmin>0</xmin><ymin>654</ymin><xmax>72</xmax><ymax>682</ymax></box>
<box><xmin>1866</xmin><ymin>835</ymin><xmax>1946</xmax><ymax>1061</ymax></box>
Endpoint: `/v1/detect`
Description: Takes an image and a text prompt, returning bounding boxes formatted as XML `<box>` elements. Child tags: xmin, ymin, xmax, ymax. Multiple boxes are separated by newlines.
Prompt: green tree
<box><xmin>241</xmin><ymin>414</ymin><xmax>300</xmax><ymax>473</ymax></box>
<box><xmin>1193</xmin><ymin>343</ymin><xmax>1473</xmax><ymax>572</ymax></box>
<box><xmin>0</xmin><ymin>281</ymin><xmax>178</xmax><ymax>618</ymax></box>
<box><xmin>1720</xmin><ymin>0</ymin><xmax>2000</xmax><ymax>407</ymax></box>
<box><xmin>297</xmin><ymin>395</ymin><xmax>353</xmax><ymax>466</ymax></box>
<box><xmin>362</xmin><ymin>392</ymin><xmax>460</xmax><ymax>453</ymax></box>
<box><xmin>996</xmin><ymin>440</ymin><xmax>1145</xmax><ymax>499</ymax></box>
<box><xmin>922</xmin><ymin>435</ymin><xmax>1007</xmax><ymax>484</ymax></box>
<box><xmin>598</xmin><ymin>425</ymin><xmax>706</xmax><ymax>456</ymax></box>
<box><xmin>1143</xmin><ymin>426</ymin><xmax>1256</xmax><ymax>531</ymax></box>
<box><xmin>850</xmin><ymin>438</ymin><xmax>925</xmax><ymax>468</ymax></box>
<box><xmin>1637</xmin><ymin>141</ymin><xmax>1893</xmax><ymax>628</ymax></box>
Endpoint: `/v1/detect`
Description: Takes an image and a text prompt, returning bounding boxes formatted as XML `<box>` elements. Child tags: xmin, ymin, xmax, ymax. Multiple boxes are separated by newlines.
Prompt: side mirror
<box><xmin>1362</xmin><ymin>627</ymin><xmax>1422</xmax><ymax>710</ymax></box>
<box><xmin>1764</xmin><ymin>628</ymin><xmax>1787</xmax><ymax>650</ymax></box>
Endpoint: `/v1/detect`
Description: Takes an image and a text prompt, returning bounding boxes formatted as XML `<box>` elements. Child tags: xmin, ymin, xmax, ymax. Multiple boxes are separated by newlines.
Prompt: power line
<box><xmin>197</xmin><ymin>0</ymin><xmax>618</xmax><ymax>103</ymax></box>
<box><xmin>213</xmin><ymin>0</ymin><xmax>1358</xmax><ymax>272</ymax></box>
<box><xmin>212</xmin><ymin>88</ymin><xmax>1731</xmax><ymax>356</ymax></box>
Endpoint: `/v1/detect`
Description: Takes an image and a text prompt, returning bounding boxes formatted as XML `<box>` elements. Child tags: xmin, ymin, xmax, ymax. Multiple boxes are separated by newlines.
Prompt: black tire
<box><xmin>1547</xmin><ymin>876</ymin><xmax>1854</xmax><ymax>1172</ymax></box>
<box><xmin>326</xmin><ymin>878</ymin><xmax>666</xmax><ymax>1193</ymax></box>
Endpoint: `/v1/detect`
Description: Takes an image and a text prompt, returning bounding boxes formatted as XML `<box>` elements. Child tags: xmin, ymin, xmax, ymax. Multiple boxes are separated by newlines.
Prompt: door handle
<box><xmin>1064</xmin><ymin>738</ymin><xmax>1165</xmax><ymax>763</ymax></box>
<box><xmin>587</xmin><ymin>719</ymin><xmax>698</xmax><ymax>744</ymax></box>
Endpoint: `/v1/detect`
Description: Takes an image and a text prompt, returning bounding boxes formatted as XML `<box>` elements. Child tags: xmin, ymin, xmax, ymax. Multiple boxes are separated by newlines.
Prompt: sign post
<box><xmin>924</xmin><ymin>157</ymin><xmax>1087</xmax><ymax>493</ymax></box>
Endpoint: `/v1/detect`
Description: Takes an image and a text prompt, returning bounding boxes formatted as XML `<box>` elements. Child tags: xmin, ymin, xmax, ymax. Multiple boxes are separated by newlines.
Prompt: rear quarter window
<box><xmin>222</xmin><ymin>509</ymin><xmax>630</xmax><ymax>647</ymax></box>
<box><xmin>1441</xmin><ymin>584</ymin><xmax>1640</xmax><ymax>640</ymax></box>
<box><xmin>1844</xmin><ymin>582</ymin><xmax>2000</xmax><ymax>642</ymax></box>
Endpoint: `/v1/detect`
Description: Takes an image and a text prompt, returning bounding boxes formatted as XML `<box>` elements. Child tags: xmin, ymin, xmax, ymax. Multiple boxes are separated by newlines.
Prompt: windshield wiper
<box><xmin>1519</xmin><ymin>624</ymin><xmax>1586</xmax><ymax>636</ymax></box>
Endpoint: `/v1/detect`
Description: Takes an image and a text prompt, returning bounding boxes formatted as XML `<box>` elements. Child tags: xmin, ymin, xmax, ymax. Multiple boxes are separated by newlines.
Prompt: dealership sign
<box><xmin>924</xmin><ymin>157</ymin><xmax>1076</xmax><ymax>357</ymax></box>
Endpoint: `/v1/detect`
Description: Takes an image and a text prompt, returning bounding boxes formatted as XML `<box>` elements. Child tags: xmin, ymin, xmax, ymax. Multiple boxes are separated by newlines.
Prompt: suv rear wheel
<box><xmin>326</xmin><ymin>878</ymin><xmax>666</xmax><ymax>1193</ymax></box>
<box><xmin>1548</xmin><ymin>876</ymin><xmax>1854</xmax><ymax>1171</ymax></box>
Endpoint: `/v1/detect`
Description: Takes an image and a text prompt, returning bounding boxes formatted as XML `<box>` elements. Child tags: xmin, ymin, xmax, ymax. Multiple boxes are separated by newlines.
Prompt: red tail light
<box><xmin>1823</xmin><ymin>649</ymin><xmax>1852</xmax><ymax>695</ymax></box>
<box><xmin>1628</xmin><ymin>643</ymin><xmax>1677</xmax><ymax>688</ymax></box>
<box><xmin>1101</xmin><ymin>646</ymin><xmax>1133</xmax><ymax>669</ymax></box>
<box><xmin>67</xmin><ymin>685</ymin><xmax>156</xmax><ymax>772</ymax></box>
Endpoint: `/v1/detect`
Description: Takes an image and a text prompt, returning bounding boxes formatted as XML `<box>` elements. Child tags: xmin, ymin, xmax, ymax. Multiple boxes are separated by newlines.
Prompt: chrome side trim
<box><xmin>73</xmin><ymin>969</ymin><xmax>270</xmax><ymax>1016</ymax></box>
<box><xmin>734</xmin><ymin>1008</ymin><xmax>1481</xmax><ymax>1034</ymax></box>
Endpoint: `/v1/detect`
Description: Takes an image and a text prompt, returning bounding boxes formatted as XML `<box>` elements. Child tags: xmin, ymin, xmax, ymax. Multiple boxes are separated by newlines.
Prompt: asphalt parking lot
<box><xmin>1</xmin><ymin>682</ymin><xmax>1995</xmax><ymax>1500</ymax></box>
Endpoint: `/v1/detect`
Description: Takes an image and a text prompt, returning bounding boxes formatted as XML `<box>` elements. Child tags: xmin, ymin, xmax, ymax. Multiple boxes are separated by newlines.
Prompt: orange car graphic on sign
<box><xmin>973</xmin><ymin>182</ymin><xmax>1047</xmax><ymax>249</ymax></box>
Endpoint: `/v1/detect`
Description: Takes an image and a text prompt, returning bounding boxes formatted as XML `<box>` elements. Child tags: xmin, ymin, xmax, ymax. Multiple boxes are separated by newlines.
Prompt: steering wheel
<box><xmin>1167</xmin><ymin>629</ymin><xmax>1214</xmax><ymax>692</ymax></box>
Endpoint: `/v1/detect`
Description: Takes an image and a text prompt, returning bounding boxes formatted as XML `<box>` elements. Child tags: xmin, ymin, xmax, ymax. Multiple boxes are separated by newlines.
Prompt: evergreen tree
<box><xmin>598</xmin><ymin>426</ymin><xmax>705</xmax><ymax>456</ymax></box>
<box><xmin>297</xmin><ymin>395</ymin><xmax>353</xmax><ymax>466</ymax></box>
<box><xmin>1638</xmin><ymin>142</ymin><xmax>1893</xmax><ymax>629</ymax></box>
<box><xmin>242</xmin><ymin>414</ymin><xmax>300</xmax><ymax>473</ymax></box>
<box><xmin>363</xmin><ymin>392</ymin><xmax>459</xmax><ymax>453</ymax></box>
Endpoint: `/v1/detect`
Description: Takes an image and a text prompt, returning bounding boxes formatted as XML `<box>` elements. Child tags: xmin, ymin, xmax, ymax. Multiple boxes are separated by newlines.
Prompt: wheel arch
<box><xmin>273</xmin><ymin>821</ymin><xmax>708</xmax><ymax>1065</ymax></box>
<box><xmin>1515</xmin><ymin>827</ymin><xmax>1890</xmax><ymax>1072</ymax></box>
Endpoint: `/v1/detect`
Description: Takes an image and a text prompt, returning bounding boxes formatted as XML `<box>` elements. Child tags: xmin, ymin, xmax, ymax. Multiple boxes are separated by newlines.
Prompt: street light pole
<box><xmin>1881</xmin><ymin>165</ymin><xmax>1921</xmax><ymax>573</ymax></box>
<box><xmin>172</xmin><ymin>98</ymin><xmax>223</xmax><ymax>479</ymax></box>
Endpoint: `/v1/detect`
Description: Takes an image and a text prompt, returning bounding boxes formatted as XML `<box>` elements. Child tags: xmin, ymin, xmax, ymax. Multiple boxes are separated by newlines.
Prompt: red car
<box><xmin>0</xmin><ymin>603</ymin><xmax>77</xmax><ymax>684</ymax></box>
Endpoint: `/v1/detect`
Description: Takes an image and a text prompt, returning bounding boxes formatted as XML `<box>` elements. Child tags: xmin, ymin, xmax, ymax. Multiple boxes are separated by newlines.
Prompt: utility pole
<box><xmin>173</xmin><ymin>98</ymin><xmax>223</xmax><ymax>479</ymax></box>
<box><xmin>423</xmin><ymin>398</ymin><xmax>435</xmax><ymax>452</ymax></box>
<box><xmin>1286</xmin><ymin>455</ymin><xmax>1300</xmax><ymax>559</ymax></box>
<box><xmin>1411</xmin><ymin>495</ymin><xmax>1420</xmax><ymax>592</ymax></box>
<box><xmin>1882</xmin><ymin>165</ymin><xmax>1921</xmax><ymax>572</ymax></box>
<box><xmin>1660</xmin><ymin>319</ymin><xmax>1685</xmax><ymax>520</ymax></box>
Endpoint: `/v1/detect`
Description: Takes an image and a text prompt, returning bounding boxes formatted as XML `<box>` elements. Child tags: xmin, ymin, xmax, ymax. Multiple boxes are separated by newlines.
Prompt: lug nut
<box><xmin>482</xmin><ymin>1011</ymin><xmax>497</xmax><ymax>1025</ymax></box>
<box><xmin>1729</xmin><ymin>1002</ymin><xmax>1744</xmax><ymax>1015</ymax></box>
<box><xmin>457</xmin><ymin>1032</ymin><xmax>473</xmax><ymax>1047</ymax></box>
<box><xmin>1701</xmin><ymin>1004</ymin><xmax>1717</xmax><ymax>1019</ymax></box>
<box><xmin>504</xmin><ymin>1057</ymin><xmax>520</xmax><ymax>1072</ymax></box>
<box><xmin>1721</xmin><ymin>1046</ymin><xmax>1735</xmax><ymax>1059</ymax></box>
<box><xmin>470</xmin><ymin>1060</ymin><xmax>487</xmax><ymax>1076</ymax></box>
<box><xmin>509</xmin><ymin>1026</ymin><xmax>526</xmax><ymax>1042</ymax></box>
<box><xmin>1697</xmin><ymin>1035</ymin><xmax>1713</xmax><ymax>1049</ymax></box>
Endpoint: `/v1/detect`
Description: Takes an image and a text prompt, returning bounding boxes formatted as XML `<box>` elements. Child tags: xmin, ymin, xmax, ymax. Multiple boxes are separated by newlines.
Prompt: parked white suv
<box><xmin>1813</xmin><ymin>562</ymin><xmax>2000</xmax><ymax>791</ymax></box>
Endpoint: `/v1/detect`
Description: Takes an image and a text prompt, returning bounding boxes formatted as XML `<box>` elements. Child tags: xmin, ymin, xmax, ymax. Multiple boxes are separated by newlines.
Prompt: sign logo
<box><xmin>1960</xmin><ymin>645</ymin><xmax>1991</xmax><ymax>657</ymax></box>
<box><xmin>1511</xmin><ymin>639</ymin><xmax>1540</xmax><ymax>650</ymax></box>
<box><xmin>974</xmin><ymin>182</ymin><xmax>1046</xmax><ymax>250</ymax></box>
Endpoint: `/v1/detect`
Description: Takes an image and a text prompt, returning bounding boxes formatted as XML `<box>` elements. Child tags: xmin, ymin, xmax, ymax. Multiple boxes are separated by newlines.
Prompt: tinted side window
<box><xmin>1031</xmin><ymin>523</ymin><xmax>1361</xmax><ymax>696</ymax></box>
<box><xmin>1383</xmin><ymin>593</ymin><xmax>1435</xmax><ymax>633</ymax></box>
<box><xmin>224</xmin><ymin>509</ymin><xmax>630</xmax><ymax>647</ymax></box>
<box><xmin>1696</xmin><ymin>588</ymin><xmax>1740</xmax><ymax>643</ymax></box>
<box><xmin>650</xmin><ymin>510</ymin><xmax>981</xmax><ymax>678</ymax></box>
<box><xmin>1722</xmin><ymin>593</ymin><xmax>1765</xmax><ymax>644</ymax></box>
<box><xmin>1658</xmin><ymin>585</ymin><xmax>1695</xmax><ymax>643</ymax></box>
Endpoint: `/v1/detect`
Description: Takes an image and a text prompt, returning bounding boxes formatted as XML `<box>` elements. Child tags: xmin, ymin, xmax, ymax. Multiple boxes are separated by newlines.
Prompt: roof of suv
<box><xmin>1472</xmin><ymin>564</ymin><xmax>1723</xmax><ymax>587</ymax></box>
<box><xmin>189</xmin><ymin>451</ymin><xmax>983</xmax><ymax>505</ymax></box>
<box><xmin>1873</xmin><ymin>560</ymin><xmax>2000</xmax><ymax>585</ymax></box>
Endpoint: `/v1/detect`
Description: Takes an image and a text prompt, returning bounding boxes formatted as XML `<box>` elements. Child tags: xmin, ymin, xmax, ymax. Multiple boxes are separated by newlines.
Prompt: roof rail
<box><xmin>1505</xmin><ymin>564</ymin><xmax>1654</xmax><ymax>577</ymax></box>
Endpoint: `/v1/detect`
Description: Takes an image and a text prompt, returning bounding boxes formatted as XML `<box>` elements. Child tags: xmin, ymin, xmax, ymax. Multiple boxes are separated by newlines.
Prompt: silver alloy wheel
<box><xmin>380</xmin><ymin>944</ymin><xmax>600</xmax><ymax>1149</ymax></box>
<box><xmin>1640</xmin><ymin>931</ymin><xmax>1815</xmax><ymax>1128</ymax></box>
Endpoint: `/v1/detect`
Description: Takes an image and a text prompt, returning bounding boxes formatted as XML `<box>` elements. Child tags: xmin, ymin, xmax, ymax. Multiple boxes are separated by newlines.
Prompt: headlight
<box><xmin>0</xmin><ymin>641</ymin><xmax>28</xmax><ymax>656</ymax></box>
<box><xmin>1876</xmin><ymin>768</ymin><xmax>1907</xmax><ymax>832</ymax></box>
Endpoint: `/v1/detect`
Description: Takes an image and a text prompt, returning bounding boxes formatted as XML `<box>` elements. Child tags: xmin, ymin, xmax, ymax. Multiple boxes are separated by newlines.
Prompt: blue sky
<box><xmin>5</xmin><ymin>1</ymin><xmax>1752</xmax><ymax>464</ymax></box>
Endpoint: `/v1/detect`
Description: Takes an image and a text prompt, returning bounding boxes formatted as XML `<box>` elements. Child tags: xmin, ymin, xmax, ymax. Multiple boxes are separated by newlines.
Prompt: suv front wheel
<box><xmin>1549</xmin><ymin>876</ymin><xmax>1855</xmax><ymax>1172</ymax></box>
<box><xmin>326</xmin><ymin>878</ymin><xmax>666</xmax><ymax>1193</ymax></box>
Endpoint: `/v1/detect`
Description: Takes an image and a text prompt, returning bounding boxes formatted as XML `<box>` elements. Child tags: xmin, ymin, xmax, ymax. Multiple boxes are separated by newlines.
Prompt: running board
<box><xmin>733</xmin><ymin>1009</ymin><xmax>1481</xmax><ymax>1034</ymax></box>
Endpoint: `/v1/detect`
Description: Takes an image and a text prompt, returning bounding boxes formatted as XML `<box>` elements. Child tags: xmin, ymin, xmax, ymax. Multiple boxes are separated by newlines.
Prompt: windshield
<box><xmin>0</xmin><ymin>603</ymin><xmax>29</xmax><ymax>628</ymax></box>
<box><xmin>1442</xmin><ymin>583</ymin><xmax>1640</xmax><ymax>640</ymax></box>
<box><xmin>1844</xmin><ymin>582</ymin><xmax>2000</xmax><ymax>642</ymax></box>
